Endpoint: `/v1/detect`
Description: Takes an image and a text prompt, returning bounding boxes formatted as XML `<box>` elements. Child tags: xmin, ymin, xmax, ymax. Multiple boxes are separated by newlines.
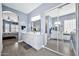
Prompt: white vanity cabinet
<box><xmin>63</xmin><ymin>34</ymin><xmax>71</xmax><ymax>40</ymax></box>
<box><xmin>22</xmin><ymin>32</ymin><xmax>44</xmax><ymax>50</ymax></box>
<box><xmin>50</xmin><ymin>30</ymin><xmax>71</xmax><ymax>40</ymax></box>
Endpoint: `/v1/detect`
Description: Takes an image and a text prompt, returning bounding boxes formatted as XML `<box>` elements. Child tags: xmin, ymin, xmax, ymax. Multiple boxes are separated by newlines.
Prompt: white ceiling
<box><xmin>3</xmin><ymin>3</ymin><xmax>42</xmax><ymax>14</ymax></box>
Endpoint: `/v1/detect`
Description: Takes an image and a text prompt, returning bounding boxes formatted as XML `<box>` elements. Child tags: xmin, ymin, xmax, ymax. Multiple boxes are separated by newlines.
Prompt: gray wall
<box><xmin>76</xmin><ymin>3</ymin><xmax>79</xmax><ymax>56</ymax></box>
<box><xmin>2</xmin><ymin>5</ymin><xmax>28</xmax><ymax>41</ymax></box>
<box><xmin>78</xmin><ymin>4</ymin><xmax>79</xmax><ymax>56</ymax></box>
<box><xmin>0</xmin><ymin>3</ymin><xmax>2</xmax><ymax>55</ymax></box>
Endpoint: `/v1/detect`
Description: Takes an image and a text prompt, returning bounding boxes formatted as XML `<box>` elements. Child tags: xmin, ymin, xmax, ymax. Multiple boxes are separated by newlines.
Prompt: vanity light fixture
<box><xmin>54</xmin><ymin>21</ymin><xmax>61</xmax><ymax>27</ymax></box>
<box><xmin>31</xmin><ymin>15</ymin><xmax>40</xmax><ymax>21</ymax></box>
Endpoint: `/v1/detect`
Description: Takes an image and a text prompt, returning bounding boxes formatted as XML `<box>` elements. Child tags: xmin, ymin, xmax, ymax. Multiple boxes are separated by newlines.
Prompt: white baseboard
<box><xmin>70</xmin><ymin>40</ymin><xmax>76</xmax><ymax>55</ymax></box>
<box><xmin>44</xmin><ymin>47</ymin><xmax>64</xmax><ymax>56</ymax></box>
<box><xmin>18</xmin><ymin>40</ymin><xmax>23</xmax><ymax>42</ymax></box>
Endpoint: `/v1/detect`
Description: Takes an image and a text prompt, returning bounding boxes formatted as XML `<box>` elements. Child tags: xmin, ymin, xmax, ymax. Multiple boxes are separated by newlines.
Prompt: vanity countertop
<box><xmin>22</xmin><ymin>32</ymin><xmax>41</xmax><ymax>35</ymax></box>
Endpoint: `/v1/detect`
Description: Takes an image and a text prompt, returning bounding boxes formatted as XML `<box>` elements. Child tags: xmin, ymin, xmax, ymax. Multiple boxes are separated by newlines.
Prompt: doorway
<box><xmin>2</xmin><ymin>11</ymin><xmax>19</xmax><ymax>55</ymax></box>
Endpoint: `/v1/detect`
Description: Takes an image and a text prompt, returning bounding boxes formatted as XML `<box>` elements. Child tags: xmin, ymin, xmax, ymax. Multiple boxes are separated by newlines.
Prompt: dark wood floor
<box><xmin>1</xmin><ymin>38</ymin><xmax>32</xmax><ymax>56</ymax></box>
<box><xmin>1</xmin><ymin>38</ymin><xmax>60</xmax><ymax>56</ymax></box>
<box><xmin>46</xmin><ymin>39</ymin><xmax>75</xmax><ymax>56</ymax></box>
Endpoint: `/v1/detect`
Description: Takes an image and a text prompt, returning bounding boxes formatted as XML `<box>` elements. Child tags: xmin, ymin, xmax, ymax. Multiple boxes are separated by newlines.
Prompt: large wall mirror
<box><xmin>44</xmin><ymin>3</ymin><xmax>76</xmax><ymax>56</ymax></box>
<box><xmin>31</xmin><ymin>15</ymin><xmax>41</xmax><ymax>32</ymax></box>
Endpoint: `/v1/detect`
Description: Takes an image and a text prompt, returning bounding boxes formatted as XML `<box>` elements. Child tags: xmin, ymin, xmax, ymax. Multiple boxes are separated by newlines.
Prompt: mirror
<box><xmin>45</xmin><ymin>8</ymin><xmax>58</xmax><ymax>52</ymax></box>
<box><xmin>44</xmin><ymin>3</ymin><xmax>76</xmax><ymax>56</ymax></box>
<box><xmin>31</xmin><ymin>15</ymin><xmax>41</xmax><ymax>32</ymax></box>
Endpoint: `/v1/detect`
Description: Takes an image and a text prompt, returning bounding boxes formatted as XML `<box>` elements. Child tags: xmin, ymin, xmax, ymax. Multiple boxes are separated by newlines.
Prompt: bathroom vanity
<box><xmin>22</xmin><ymin>32</ymin><xmax>44</xmax><ymax>50</ymax></box>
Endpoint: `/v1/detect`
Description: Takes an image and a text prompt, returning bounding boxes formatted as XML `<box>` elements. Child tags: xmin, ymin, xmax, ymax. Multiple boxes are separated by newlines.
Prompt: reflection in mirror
<box><xmin>45</xmin><ymin>8</ymin><xmax>58</xmax><ymax>53</ymax></box>
<box><xmin>44</xmin><ymin>3</ymin><xmax>76</xmax><ymax>56</ymax></box>
<box><xmin>31</xmin><ymin>15</ymin><xmax>41</xmax><ymax>32</ymax></box>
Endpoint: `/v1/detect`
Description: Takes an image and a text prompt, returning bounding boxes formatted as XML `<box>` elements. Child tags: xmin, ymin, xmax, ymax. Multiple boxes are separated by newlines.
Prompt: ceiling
<box><xmin>3</xmin><ymin>3</ymin><xmax>42</xmax><ymax>14</ymax></box>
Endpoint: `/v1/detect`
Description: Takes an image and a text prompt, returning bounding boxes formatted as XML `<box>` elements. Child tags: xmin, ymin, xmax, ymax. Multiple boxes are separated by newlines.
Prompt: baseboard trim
<box><xmin>44</xmin><ymin>47</ymin><xmax>64</xmax><ymax>56</ymax></box>
<box><xmin>18</xmin><ymin>40</ymin><xmax>23</xmax><ymax>42</ymax></box>
<box><xmin>70</xmin><ymin>40</ymin><xmax>76</xmax><ymax>56</ymax></box>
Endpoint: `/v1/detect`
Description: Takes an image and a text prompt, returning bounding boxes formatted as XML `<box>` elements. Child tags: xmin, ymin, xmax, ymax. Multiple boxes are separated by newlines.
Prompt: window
<box><xmin>5</xmin><ymin>23</ymin><xmax>10</xmax><ymax>33</ymax></box>
<box><xmin>64</xmin><ymin>19</ymin><xmax>76</xmax><ymax>34</ymax></box>
<box><xmin>11</xmin><ymin>24</ymin><xmax>16</xmax><ymax>32</ymax></box>
<box><xmin>3</xmin><ymin>11</ymin><xmax>19</xmax><ymax>33</ymax></box>
<box><xmin>15</xmin><ymin>25</ymin><xmax>19</xmax><ymax>32</ymax></box>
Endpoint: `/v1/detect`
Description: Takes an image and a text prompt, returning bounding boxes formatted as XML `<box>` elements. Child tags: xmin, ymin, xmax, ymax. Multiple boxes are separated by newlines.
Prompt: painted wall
<box><xmin>0</xmin><ymin>3</ymin><xmax>2</xmax><ymax>55</ymax></box>
<box><xmin>2</xmin><ymin>5</ymin><xmax>28</xmax><ymax>41</ymax></box>
<box><xmin>78</xmin><ymin>4</ymin><xmax>79</xmax><ymax>56</ymax></box>
<box><xmin>76</xmin><ymin>3</ymin><xmax>79</xmax><ymax>56</ymax></box>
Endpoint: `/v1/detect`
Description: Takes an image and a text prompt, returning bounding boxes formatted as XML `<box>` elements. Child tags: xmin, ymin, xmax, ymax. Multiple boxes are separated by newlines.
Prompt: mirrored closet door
<box><xmin>45</xmin><ymin>3</ymin><xmax>76</xmax><ymax>56</ymax></box>
<box><xmin>45</xmin><ymin>8</ymin><xmax>58</xmax><ymax>52</ymax></box>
